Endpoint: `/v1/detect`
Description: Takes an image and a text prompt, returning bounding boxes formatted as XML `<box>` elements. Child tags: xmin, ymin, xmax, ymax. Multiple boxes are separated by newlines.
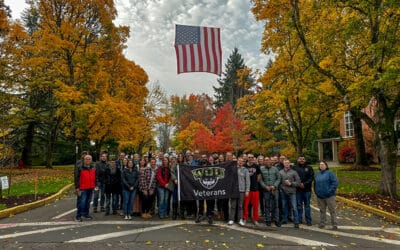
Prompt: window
<box><xmin>344</xmin><ymin>111</ymin><xmax>354</xmax><ymax>138</ymax></box>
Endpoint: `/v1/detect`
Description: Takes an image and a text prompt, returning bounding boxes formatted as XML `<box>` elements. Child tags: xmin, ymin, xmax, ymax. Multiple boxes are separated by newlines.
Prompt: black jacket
<box><xmin>293</xmin><ymin>164</ymin><xmax>314</xmax><ymax>192</ymax></box>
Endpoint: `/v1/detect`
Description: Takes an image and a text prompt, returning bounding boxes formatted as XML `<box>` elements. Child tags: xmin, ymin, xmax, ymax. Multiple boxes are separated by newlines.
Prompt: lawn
<box><xmin>0</xmin><ymin>165</ymin><xmax>73</xmax><ymax>209</ymax></box>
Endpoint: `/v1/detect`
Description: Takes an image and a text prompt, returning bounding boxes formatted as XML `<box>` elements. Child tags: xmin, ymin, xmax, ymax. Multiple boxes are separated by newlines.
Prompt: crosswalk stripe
<box><xmin>66</xmin><ymin>222</ymin><xmax>183</xmax><ymax>242</ymax></box>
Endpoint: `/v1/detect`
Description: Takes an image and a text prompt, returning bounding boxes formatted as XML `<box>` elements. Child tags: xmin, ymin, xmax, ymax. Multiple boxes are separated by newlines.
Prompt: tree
<box><xmin>213</xmin><ymin>47</ymin><xmax>254</xmax><ymax>108</ymax></box>
<box><xmin>174</xmin><ymin>121</ymin><xmax>211</xmax><ymax>152</ymax></box>
<box><xmin>170</xmin><ymin>94</ymin><xmax>215</xmax><ymax>132</ymax></box>
<box><xmin>209</xmin><ymin>103</ymin><xmax>248</xmax><ymax>154</ymax></box>
<box><xmin>252</xmin><ymin>0</ymin><xmax>400</xmax><ymax>198</ymax></box>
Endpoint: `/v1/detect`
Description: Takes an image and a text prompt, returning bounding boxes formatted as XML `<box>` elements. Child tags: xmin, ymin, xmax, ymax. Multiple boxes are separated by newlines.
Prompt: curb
<box><xmin>336</xmin><ymin>195</ymin><xmax>400</xmax><ymax>224</ymax></box>
<box><xmin>0</xmin><ymin>183</ymin><xmax>74</xmax><ymax>220</ymax></box>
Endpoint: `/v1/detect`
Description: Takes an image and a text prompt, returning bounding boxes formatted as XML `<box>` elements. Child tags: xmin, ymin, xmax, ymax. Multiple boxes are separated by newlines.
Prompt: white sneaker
<box><xmin>124</xmin><ymin>215</ymin><xmax>129</xmax><ymax>220</ymax></box>
<box><xmin>128</xmin><ymin>215</ymin><xmax>132</xmax><ymax>220</ymax></box>
<box><xmin>228</xmin><ymin>220</ymin><xmax>234</xmax><ymax>225</ymax></box>
<box><xmin>239</xmin><ymin>219</ymin><xmax>246</xmax><ymax>226</ymax></box>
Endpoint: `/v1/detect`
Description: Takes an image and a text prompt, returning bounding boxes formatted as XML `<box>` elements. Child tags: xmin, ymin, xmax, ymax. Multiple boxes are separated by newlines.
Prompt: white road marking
<box><xmin>66</xmin><ymin>222</ymin><xmax>183</xmax><ymax>242</ymax></box>
<box><xmin>304</xmin><ymin>226</ymin><xmax>400</xmax><ymax>245</ymax></box>
<box><xmin>218</xmin><ymin>223</ymin><xmax>336</xmax><ymax>246</ymax></box>
<box><xmin>0</xmin><ymin>224</ymin><xmax>85</xmax><ymax>239</ymax></box>
<box><xmin>52</xmin><ymin>208</ymin><xmax>77</xmax><ymax>219</ymax></box>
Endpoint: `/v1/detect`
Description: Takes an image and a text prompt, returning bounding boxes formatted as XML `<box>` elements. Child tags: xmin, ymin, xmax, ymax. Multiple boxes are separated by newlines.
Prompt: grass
<box><xmin>312</xmin><ymin>164</ymin><xmax>400</xmax><ymax>196</ymax></box>
<box><xmin>0</xmin><ymin>165</ymin><xmax>73</xmax><ymax>201</ymax></box>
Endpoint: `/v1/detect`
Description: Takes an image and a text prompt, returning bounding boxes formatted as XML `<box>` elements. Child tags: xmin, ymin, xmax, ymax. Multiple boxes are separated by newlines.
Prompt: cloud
<box><xmin>6</xmin><ymin>0</ymin><xmax>271</xmax><ymax>97</ymax></box>
<box><xmin>114</xmin><ymin>0</ymin><xmax>270</xmax><ymax>97</ymax></box>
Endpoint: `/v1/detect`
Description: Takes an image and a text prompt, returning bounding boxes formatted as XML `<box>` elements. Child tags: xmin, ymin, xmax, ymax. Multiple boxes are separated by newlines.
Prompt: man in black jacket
<box><xmin>293</xmin><ymin>155</ymin><xmax>314</xmax><ymax>226</ymax></box>
<box><xmin>93</xmin><ymin>153</ymin><xmax>109</xmax><ymax>213</ymax></box>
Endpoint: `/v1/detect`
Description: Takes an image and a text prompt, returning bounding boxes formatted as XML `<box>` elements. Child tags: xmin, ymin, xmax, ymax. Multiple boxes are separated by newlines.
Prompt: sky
<box><xmin>4</xmin><ymin>0</ymin><xmax>271</xmax><ymax>97</ymax></box>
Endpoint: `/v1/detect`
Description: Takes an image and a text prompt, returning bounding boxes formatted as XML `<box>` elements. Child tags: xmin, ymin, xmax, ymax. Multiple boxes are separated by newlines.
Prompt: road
<box><xmin>0</xmin><ymin>193</ymin><xmax>399</xmax><ymax>249</ymax></box>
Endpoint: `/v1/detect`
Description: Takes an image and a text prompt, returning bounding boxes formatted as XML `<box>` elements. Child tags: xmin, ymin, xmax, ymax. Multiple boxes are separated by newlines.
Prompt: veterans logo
<box><xmin>191</xmin><ymin>167</ymin><xmax>225</xmax><ymax>190</ymax></box>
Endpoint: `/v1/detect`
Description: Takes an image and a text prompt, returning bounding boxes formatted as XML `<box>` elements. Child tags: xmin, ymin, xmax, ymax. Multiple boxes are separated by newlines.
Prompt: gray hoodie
<box><xmin>238</xmin><ymin>166</ymin><xmax>250</xmax><ymax>193</ymax></box>
<box><xmin>279</xmin><ymin>168</ymin><xmax>300</xmax><ymax>194</ymax></box>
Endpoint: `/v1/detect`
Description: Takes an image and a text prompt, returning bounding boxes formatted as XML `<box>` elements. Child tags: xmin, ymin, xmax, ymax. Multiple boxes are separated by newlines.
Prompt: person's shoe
<box><xmin>195</xmin><ymin>215</ymin><xmax>202</xmax><ymax>223</ymax></box>
<box><xmin>253</xmin><ymin>221</ymin><xmax>260</xmax><ymax>226</ymax></box>
<box><xmin>274</xmin><ymin>221</ymin><xmax>281</xmax><ymax>227</ymax></box>
<box><xmin>288</xmin><ymin>217</ymin><xmax>293</xmax><ymax>222</ymax></box>
<box><xmin>83</xmin><ymin>215</ymin><xmax>93</xmax><ymax>220</ymax></box>
<box><xmin>306</xmin><ymin>222</ymin><xmax>312</xmax><ymax>226</ymax></box>
<box><xmin>294</xmin><ymin>224</ymin><xmax>299</xmax><ymax>228</ymax></box>
<box><xmin>146</xmin><ymin>213</ymin><xmax>152</xmax><ymax>219</ymax></box>
<box><xmin>128</xmin><ymin>215</ymin><xmax>132</xmax><ymax>220</ymax></box>
<box><xmin>319</xmin><ymin>225</ymin><xmax>325</xmax><ymax>229</ymax></box>
<box><xmin>239</xmin><ymin>219</ymin><xmax>246</xmax><ymax>226</ymax></box>
<box><xmin>93</xmin><ymin>208</ymin><xmax>98</xmax><ymax>213</ymax></box>
<box><xmin>332</xmin><ymin>225</ymin><xmax>338</xmax><ymax>230</ymax></box>
<box><xmin>112</xmin><ymin>211</ymin><xmax>118</xmax><ymax>215</ymax></box>
<box><xmin>100</xmin><ymin>207</ymin><xmax>105</xmax><ymax>212</ymax></box>
<box><xmin>228</xmin><ymin>220</ymin><xmax>234</xmax><ymax>225</ymax></box>
<box><xmin>207</xmin><ymin>216</ymin><xmax>213</xmax><ymax>225</ymax></box>
<box><xmin>124</xmin><ymin>215</ymin><xmax>129</xmax><ymax>220</ymax></box>
<box><xmin>265</xmin><ymin>222</ymin><xmax>271</xmax><ymax>226</ymax></box>
<box><xmin>75</xmin><ymin>217</ymin><xmax>82</xmax><ymax>222</ymax></box>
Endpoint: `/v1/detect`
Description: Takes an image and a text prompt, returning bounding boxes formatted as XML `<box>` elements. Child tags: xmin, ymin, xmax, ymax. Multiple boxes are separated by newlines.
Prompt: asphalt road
<box><xmin>0</xmin><ymin>193</ymin><xmax>399</xmax><ymax>249</ymax></box>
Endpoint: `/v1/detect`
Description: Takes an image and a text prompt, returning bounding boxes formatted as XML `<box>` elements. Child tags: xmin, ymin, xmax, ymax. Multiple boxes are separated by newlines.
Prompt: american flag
<box><xmin>174</xmin><ymin>24</ymin><xmax>222</xmax><ymax>76</ymax></box>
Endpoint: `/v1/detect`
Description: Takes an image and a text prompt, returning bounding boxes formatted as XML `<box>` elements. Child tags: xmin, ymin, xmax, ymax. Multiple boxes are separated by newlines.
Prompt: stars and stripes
<box><xmin>174</xmin><ymin>24</ymin><xmax>222</xmax><ymax>76</ymax></box>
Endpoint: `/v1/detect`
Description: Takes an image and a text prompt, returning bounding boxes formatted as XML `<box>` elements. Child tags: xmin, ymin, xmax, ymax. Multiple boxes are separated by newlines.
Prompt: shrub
<box><xmin>339</xmin><ymin>146</ymin><xmax>356</xmax><ymax>163</ymax></box>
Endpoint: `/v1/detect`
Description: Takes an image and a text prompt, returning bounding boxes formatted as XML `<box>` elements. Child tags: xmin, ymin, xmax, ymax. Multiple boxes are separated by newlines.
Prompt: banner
<box><xmin>178</xmin><ymin>161</ymin><xmax>239</xmax><ymax>200</ymax></box>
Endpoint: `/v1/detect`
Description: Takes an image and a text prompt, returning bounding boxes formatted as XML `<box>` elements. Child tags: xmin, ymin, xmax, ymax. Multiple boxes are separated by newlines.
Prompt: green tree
<box><xmin>213</xmin><ymin>47</ymin><xmax>254</xmax><ymax>108</ymax></box>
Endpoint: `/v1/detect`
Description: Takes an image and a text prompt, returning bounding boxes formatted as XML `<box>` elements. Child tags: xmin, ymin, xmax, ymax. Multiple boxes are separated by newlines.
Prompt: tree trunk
<box><xmin>374</xmin><ymin>105</ymin><xmax>397</xmax><ymax>199</ymax></box>
<box><xmin>351</xmin><ymin>111</ymin><xmax>370</xmax><ymax>170</ymax></box>
<box><xmin>21</xmin><ymin>122</ymin><xmax>35</xmax><ymax>167</ymax></box>
<box><xmin>377</xmin><ymin>132</ymin><xmax>397</xmax><ymax>199</ymax></box>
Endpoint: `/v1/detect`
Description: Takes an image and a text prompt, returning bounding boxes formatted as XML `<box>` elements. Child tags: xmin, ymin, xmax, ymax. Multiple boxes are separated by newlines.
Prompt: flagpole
<box><xmin>177</xmin><ymin>164</ymin><xmax>181</xmax><ymax>202</ymax></box>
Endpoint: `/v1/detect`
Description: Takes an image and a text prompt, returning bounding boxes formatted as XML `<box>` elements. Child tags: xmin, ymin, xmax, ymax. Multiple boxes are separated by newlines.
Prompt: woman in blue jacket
<box><xmin>314</xmin><ymin>161</ymin><xmax>339</xmax><ymax>230</ymax></box>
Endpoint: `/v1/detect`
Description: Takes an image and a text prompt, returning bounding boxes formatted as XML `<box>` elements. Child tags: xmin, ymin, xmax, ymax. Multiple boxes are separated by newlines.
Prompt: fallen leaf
<box><xmin>185</xmin><ymin>240</ymin><xmax>190</xmax><ymax>243</ymax></box>
<box><xmin>256</xmin><ymin>243</ymin><xmax>264</xmax><ymax>248</ymax></box>
<box><xmin>205</xmin><ymin>240</ymin><xmax>210</xmax><ymax>243</ymax></box>
<box><xmin>145</xmin><ymin>241</ymin><xmax>152</xmax><ymax>245</ymax></box>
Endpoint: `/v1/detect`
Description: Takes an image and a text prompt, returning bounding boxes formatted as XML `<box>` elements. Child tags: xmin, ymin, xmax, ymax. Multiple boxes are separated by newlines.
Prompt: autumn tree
<box><xmin>208</xmin><ymin>103</ymin><xmax>248</xmax><ymax>154</ymax></box>
<box><xmin>170</xmin><ymin>94</ymin><xmax>215</xmax><ymax>132</ymax></box>
<box><xmin>213</xmin><ymin>47</ymin><xmax>255</xmax><ymax>108</ymax></box>
<box><xmin>174</xmin><ymin>121</ymin><xmax>211</xmax><ymax>152</ymax></box>
<box><xmin>252</xmin><ymin>0</ymin><xmax>400</xmax><ymax>198</ymax></box>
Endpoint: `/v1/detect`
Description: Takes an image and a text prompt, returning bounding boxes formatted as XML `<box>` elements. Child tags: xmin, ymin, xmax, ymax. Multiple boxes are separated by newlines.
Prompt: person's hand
<box><xmin>174</xmin><ymin>180</ymin><xmax>178</xmax><ymax>184</ymax></box>
<box><xmin>94</xmin><ymin>186</ymin><xmax>99</xmax><ymax>191</ymax></box>
<box><xmin>245</xmin><ymin>191</ymin><xmax>249</xmax><ymax>197</ymax></box>
<box><xmin>149</xmin><ymin>190</ymin><xmax>154</xmax><ymax>195</ymax></box>
<box><xmin>130</xmin><ymin>186</ymin><xmax>134</xmax><ymax>190</ymax></box>
<box><xmin>299</xmin><ymin>183</ymin><xmax>305</xmax><ymax>189</ymax></box>
<box><xmin>143</xmin><ymin>190</ymin><xmax>148</xmax><ymax>195</ymax></box>
<box><xmin>266</xmin><ymin>186</ymin><xmax>271</xmax><ymax>191</ymax></box>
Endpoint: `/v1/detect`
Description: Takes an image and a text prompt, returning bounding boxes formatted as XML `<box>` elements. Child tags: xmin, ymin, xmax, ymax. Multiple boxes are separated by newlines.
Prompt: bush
<box><xmin>339</xmin><ymin>146</ymin><xmax>356</xmax><ymax>163</ymax></box>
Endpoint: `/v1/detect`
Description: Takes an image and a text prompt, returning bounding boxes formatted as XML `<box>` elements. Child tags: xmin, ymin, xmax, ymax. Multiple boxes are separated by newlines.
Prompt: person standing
<box><xmin>93</xmin><ymin>152</ymin><xmax>109</xmax><ymax>213</ymax></box>
<box><xmin>121</xmin><ymin>160</ymin><xmax>139</xmax><ymax>220</ymax></box>
<box><xmin>279</xmin><ymin>159</ymin><xmax>300</xmax><ymax>228</ymax></box>
<box><xmin>314</xmin><ymin>161</ymin><xmax>339</xmax><ymax>230</ymax></box>
<box><xmin>104</xmin><ymin>160</ymin><xmax>121</xmax><ymax>216</ymax></box>
<box><xmin>242</xmin><ymin>154</ymin><xmax>261</xmax><ymax>226</ymax></box>
<box><xmin>228</xmin><ymin>157</ymin><xmax>250</xmax><ymax>226</ymax></box>
<box><xmin>259</xmin><ymin>157</ymin><xmax>281</xmax><ymax>227</ymax></box>
<box><xmin>156</xmin><ymin>157</ymin><xmax>172</xmax><ymax>219</ymax></box>
<box><xmin>139</xmin><ymin>158</ymin><xmax>157</xmax><ymax>219</ymax></box>
<box><xmin>293</xmin><ymin>155</ymin><xmax>314</xmax><ymax>226</ymax></box>
<box><xmin>74</xmin><ymin>154</ymin><xmax>97</xmax><ymax>222</ymax></box>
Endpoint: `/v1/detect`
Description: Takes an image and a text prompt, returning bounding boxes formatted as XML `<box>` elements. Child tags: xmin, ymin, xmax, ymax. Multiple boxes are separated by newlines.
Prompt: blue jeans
<box><xmin>296</xmin><ymin>190</ymin><xmax>312</xmax><ymax>224</ymax></box>
<box><xmin>264</xmin><ymin>189</ymin><xmax>279</xmax><ymax>223</ymax></box>
<box><xmin>93</xmin><ymin>183</ymin><xmax>105</xmax><ymax>209</ymax></box>
<box><xmin>157</xmin><ymin>187</ymin><xmax>170</xmax><ymax>217</ymax></box>
<box><xmin>122</xmin><ymin>189</ymin><xmax>137</xmax><ymax>216</ymax></box>
<box><xmin>280</xmin><ymin>191</ymin><xmax>299</xmax><ymax>224</ymax></box>
<box><xmin>105</xmin><ymin>192</ymin><xmax>119</xmax><ymax>214</ymax></box>
<box><xmin>76</xmin><ymin>189</ymin><xmax>93</xmax><ymax>219</ymax></box>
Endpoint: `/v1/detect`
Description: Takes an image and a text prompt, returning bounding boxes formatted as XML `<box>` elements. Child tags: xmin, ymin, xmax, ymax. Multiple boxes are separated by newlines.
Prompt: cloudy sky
<box><xmin>5</xmin><ymin>0</ymin><xmax>270</xmax><ymax>97</ymax></box>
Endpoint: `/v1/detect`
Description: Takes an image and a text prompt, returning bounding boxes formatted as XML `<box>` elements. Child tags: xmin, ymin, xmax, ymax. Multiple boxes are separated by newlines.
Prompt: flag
<box><xmin>174</xmin><ymin>24</ymin><xmax>222</xmax><ymax>76</ymax></box>
<box><xmin>178</xmin><ymin>161</ymin><xmax>239</xmax><ymax>201</ymax></box>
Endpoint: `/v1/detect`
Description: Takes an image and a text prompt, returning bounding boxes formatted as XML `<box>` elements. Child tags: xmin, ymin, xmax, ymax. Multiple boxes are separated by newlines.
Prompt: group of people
<box><xmin>73</xmin><ymin>150</ymin><xmax>339</xmax><ymax>230</ymax></box>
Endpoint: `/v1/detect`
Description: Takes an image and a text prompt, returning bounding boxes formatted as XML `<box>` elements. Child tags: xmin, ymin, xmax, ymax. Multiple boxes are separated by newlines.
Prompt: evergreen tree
<box><xmin>213</xmin><ymin>47</ymin><xmax>254</xmax><ymax>108</ymax></box>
